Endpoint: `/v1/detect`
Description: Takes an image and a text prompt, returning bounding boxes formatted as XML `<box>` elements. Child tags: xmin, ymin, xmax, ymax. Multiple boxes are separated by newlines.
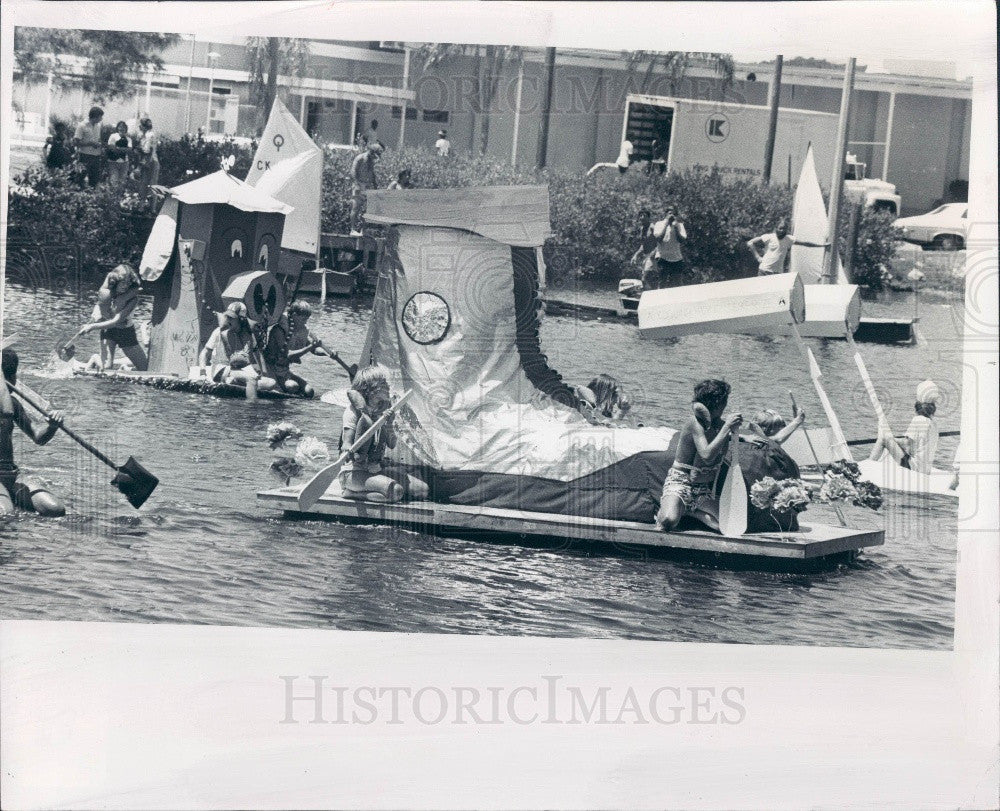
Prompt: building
<box><xmin>11</xmin><ymin>37</ymin><xmax>972</xmax><ymax>214</ymax></box>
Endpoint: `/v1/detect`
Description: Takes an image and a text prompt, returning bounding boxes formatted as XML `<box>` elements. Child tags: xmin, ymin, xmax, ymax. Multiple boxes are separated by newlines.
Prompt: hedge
<box><xmin>7</xmin><ymin>137</ymin><xmax>899</xmax><ymax>289</ymax></box>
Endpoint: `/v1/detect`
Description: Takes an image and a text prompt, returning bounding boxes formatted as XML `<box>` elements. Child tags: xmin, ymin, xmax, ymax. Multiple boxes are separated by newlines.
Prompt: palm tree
<box><xmin>418</xmin><ymin>43</ymin><xmax>524</xmax><ymax>156</ymax></box>
<box><xmin>245</xmin><ymin>37</ymin><xmax>310</xmax><ymax>134</ymax></box>
<box><xmin>624</xmin><ymin>51</ymin><xmax>735</xmax><ymax>96</ymax></box>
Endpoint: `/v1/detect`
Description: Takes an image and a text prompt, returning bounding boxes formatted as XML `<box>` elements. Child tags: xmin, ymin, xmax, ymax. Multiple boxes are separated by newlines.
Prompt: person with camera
<box><xmin>649</xmin><ymin>205</ymin><xmax>688</xmax><ymax>289</ymax></box>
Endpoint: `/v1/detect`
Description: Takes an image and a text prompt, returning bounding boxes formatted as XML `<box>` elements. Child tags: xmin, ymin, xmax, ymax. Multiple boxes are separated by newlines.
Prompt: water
<box><xmin>0</xmin><ymin>277</ymin><xmax>962</xmax><ymax>648</ymax></box>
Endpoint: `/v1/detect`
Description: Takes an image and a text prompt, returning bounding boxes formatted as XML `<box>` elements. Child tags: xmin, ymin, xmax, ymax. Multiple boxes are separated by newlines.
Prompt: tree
<box><xmin>245</xmin><ymin>37</ymin><xmax>310</xmax><ymax>134</ymax></box>
<box><xmin>418</xmin><ymin>43</ymin><xmax>523</xmax><ymax>156</ymax></box>
<box><xmin>624</xmin><ymin>51</ymin><xmax>735</xmax><ymax>96</ymax></box>
<box><xmin>13</xmin><ymin>28</ymin><xmax>179</xmax><ymax>102</ymax></box>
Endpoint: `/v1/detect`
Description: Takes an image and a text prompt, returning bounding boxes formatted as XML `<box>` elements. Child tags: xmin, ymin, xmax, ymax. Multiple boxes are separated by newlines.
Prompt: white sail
<box><xmin>247</xmin><ymin>99</ymin><xmax>322</xmax><ymax>255</ymax></box>
<box><xmin>790</xmin><ymin>145</ymin><xmax>848</xmax><ymax>284</ymax></box>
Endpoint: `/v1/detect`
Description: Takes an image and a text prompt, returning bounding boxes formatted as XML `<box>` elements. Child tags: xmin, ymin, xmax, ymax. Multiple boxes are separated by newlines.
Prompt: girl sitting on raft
<box><xmin>340</xmin><ymin>365</ymin><xmax>428</xmax><ymax>503</ymax></box>
<box><xmin>868</xmin><ymin>380</ymin><xmax>940</xmax><ymax>473</ymax></box>
<box><xmin>574</xmin><ymin>374</ymin><xmax>634</xmax><ymax>425</ymax></box>
<box><xmin>199</xmin><ymin>302</ymin><xmax>273</xmax><ymax>395</ymax></box>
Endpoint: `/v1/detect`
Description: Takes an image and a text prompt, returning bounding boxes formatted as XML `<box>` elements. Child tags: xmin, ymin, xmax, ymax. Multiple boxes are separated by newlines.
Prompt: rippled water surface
<box><xmin>0</xmin><ymin>276</ymin><xmax>964</xmax><ymax>648</ymax></box>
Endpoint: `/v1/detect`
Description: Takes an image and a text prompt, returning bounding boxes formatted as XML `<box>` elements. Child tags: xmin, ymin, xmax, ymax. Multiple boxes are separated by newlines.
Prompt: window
<box><xmin>421</xmin><ymin>109</ymin><xmax>449</xmax><ymax>124</ymax></box>
<box><xmin>391</xmin><ymin>105</ymin><xmax>418</xmax><ymax>120</ymax></box>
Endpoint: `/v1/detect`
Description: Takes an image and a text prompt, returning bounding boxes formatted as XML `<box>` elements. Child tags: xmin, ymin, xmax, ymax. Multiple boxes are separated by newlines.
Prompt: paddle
<box><xmin>57</xmin><ymin>327</ymin><xmax>88</xmax><ymax>361</ymax></box>
<box><xmin>845</xmin><ymin>430</ymin><xmax>959</xmax><ymax>447</ymax></box>
<box><xmin>8</xmin><ymin>382</ymin><xmax>159</xmax><ymax>509</ymax></box>
<box><xmin>297</xmin><ymin>389</ymin><xmax>413</xmax><ymax>511</ymax></box>
<box><xmin>791</xmin><ymin>391</ymin><xmax>846</xmax><ymax>527</ymax></box>
<box><xmin>325</xmin><ymin>350</ymin><xmax>358</xmax><ymax>380</ymax></box>
<box><xmin>718</xmin><ymin>431</ymin><xmax>747</xmax><ymax>537</ymax></box>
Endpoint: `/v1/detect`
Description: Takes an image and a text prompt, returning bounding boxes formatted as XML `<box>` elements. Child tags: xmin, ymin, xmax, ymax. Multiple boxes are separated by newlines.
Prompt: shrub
<box><xmin>6</xmin><ymin>165</ymin><xmax>146</xmax><ymax>272</ymax></box>
<box><xmin>8</xmin><ymin>138</ymin><xmax>901</xmax><ymax>288</ymax></box>
<box><xmin>836</xmin><ymin>203</ymin><xmax>901</xmax><ymax>290</ymax></box>
<box><xmin>157</xmin><ymin>133</ymin><xmax>255</xmax><ymax>187</ymax></box>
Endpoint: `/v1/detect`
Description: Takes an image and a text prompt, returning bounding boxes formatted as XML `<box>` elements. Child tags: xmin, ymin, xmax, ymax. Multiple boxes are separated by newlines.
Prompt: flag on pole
<box><xmin>790</xmin><ymin>145</ymin><xmax>848</xmax><ymax>284</ymax></box>
<box><xmin>246</xmin><ymin>98</ymin><xmax>322</xmax><ymax>255</ymax></box>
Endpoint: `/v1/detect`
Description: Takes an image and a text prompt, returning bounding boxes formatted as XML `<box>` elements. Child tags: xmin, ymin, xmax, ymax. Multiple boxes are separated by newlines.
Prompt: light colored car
<box><xmin>896</xmin><ymin>203</ymin><xmax>968</xmax><ymax>250</ymax></box>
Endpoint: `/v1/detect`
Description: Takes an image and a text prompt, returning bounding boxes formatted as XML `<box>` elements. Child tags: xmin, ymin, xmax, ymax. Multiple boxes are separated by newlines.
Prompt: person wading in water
<box><xmin>1</xmin><ymin>349</ymin><xmax>66</xmax><ymax>517</ymax></box>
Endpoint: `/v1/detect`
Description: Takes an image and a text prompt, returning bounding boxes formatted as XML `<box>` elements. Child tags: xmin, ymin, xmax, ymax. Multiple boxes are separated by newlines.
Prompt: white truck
<box><xmin>604</xmin><ymin>94</ymin><xmax>900</xmax><ymax>214</ymax></box>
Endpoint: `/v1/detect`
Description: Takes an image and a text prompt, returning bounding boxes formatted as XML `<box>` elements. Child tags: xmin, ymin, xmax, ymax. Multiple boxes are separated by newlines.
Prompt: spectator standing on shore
<box><xmin>106</xmin><ymin>121</ymin><xmax>133</xmax><ymax>186</ymax></box>
<box><xmin>435</xmin><ymin>130</ymin><xmax>451</xmax><ymax>157</ymax></box>
<box><xmin>650</xmin><ymin>205</ymin><xmax>688</xmax><ymax>288</ymax></box>
<box><xmin>350</xmin><ymin>142</ymin><xmax>382</xmax><ymax>235</ymax></box>
<box><xmin>629</xmin><ymin>208</ymin><xmax>658</xmax><ymax>289</ymax></box>
<box><xmin>136</xmin><ymin>116</ymin><xmax>160</xmax><ymax>198</ymax></box>
<box><xmin>73</xmin><ymin>106</ymin><xmax>105</xmax><ymax>187</ymax></box>
<box><xmin>747</xmin><ymin>220</ymin><xmax>794</xmax><ymax>276</ymax></box>
<box><xmin>44</xmin><ymin>121</ymin><xmax>73</xmax><ymax>172</ymax></box>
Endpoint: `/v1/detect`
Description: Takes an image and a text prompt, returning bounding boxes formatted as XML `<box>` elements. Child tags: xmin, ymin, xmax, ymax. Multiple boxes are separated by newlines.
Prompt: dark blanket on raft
<box><xmin>403</xmin><ymin>436</ymin><xmax>801</xmax><ymax>528</ymax></box>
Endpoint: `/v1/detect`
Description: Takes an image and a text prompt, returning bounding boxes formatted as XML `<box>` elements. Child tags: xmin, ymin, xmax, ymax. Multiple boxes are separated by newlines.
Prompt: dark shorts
<box><xmin>900</xmin><ymin>453</ymin><xmax>912</xmax><ymax>470</ymax></box>
<box><xmin>100</xmin><ymin>325</ymin><xmax>139</xmax><ymax>348</ymax></box>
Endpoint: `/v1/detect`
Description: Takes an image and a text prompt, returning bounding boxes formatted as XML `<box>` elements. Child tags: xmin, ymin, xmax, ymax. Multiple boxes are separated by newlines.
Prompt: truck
<box><xmin>607</xmin><ymin>94</ymin><xmax>900</xmax><ymax>214</ymax></box>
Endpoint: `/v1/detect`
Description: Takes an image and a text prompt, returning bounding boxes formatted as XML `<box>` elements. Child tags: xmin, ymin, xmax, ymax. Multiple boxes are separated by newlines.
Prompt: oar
<box><xmin>845</xmin><ymin>430</ymin><xmax>959</xmax><ymax>447</ymax></box>
<box><xmin>791</xmin><ymin>391</ymin><xmax>846</xmax><ymax>527</ymax></box>
<box><xmin>325</xmin><ymin>350</ymin><xmax>358</xmax><ymax>380</ymax></box>
<box><xmin>57</xmin><ymin>326</ymin><xmax>88</xmax><ymax>361</ymax></box>
<box><xmin>8</xmin><ymin>382</ymin><xmax>159</xmax><ymax>509</ymax></box>
<box><xmin>718</xmin><ymin>432</ymin><xmax>747</xmax><ymax>537</ymax></box>
<box><xmin>297</xmin><ymin>389</ymin><xmax>413</xmax><ymax>511</ymax></box>
<box><xmin>790</xmin><ymin>321</ymin><xmax>851</xmax><ymax>460</ymax></box>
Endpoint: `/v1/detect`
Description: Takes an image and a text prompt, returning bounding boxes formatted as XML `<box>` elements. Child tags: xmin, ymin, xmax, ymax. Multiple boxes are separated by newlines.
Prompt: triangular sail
<box><xmin>790</xmin><ymin>145</ymin><xmax>848</xmax><ymax>284</ymax></box>
<box><xmin>247</xmin><ymin>99</ymin><xmax>322</xmax><ymax>255</ymax></box>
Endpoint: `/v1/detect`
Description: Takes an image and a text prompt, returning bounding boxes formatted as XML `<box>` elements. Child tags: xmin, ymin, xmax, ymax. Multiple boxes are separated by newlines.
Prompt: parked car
<box><xmin>895</xmin><ymin>203</ymin><xmax>968</xmax><ymax>250</ymax></box>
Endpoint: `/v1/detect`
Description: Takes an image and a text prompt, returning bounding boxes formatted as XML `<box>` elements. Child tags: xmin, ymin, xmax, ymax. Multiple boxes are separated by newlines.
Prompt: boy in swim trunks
<box><xmin>1</xmin><ymin>349</ymin><xmax>66</xmax><ymax>517</ymax></box>
<box><xmin>656</xmin><ymin>379</ymin><xmax>742</xmax><ymax>532</ymax></box>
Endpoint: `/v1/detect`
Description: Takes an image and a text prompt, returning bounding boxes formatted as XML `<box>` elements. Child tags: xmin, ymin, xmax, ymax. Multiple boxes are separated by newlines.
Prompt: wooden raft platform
<box><xmin>73</xmin><ymin>369</ymin><xmax>311</xmax><ymax>400</ymax></box>
<box><xmin>258</xmin><ymin>485</ymin><xmax>884</xmax><ymax>570</ymax></box>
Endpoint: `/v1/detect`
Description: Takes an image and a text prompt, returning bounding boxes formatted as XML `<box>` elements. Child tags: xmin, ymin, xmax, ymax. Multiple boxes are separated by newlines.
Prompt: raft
<box><xmin>73</xmin><ymin>368</ymin><xmax>313</xmax><ymax>400</ymax></box>
<box><xmin>257</xmin><ymin>483</ymin><xmax>884</xmax><ymax>572</ymax></box>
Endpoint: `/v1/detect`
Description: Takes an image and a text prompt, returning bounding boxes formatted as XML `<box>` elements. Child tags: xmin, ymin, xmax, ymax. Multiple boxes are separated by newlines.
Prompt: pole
<box><xmin>536</xmin><ymin>47</ymin><xmax>556</xmax><ymax>169</ymax></box>
<box><xmin>205</xmin><ymin>67</ymin><xmax>216</xmax><ymax>132</ymax></box>
<box><xmin>511</xmin><ymin>59</ymin><xmax>524</xmax><ymax>166</ymax></box>
<box><xmin>41</xmin><ymin>71</ymin><xmax>54</xmax><ymax>132</ymax></box>
<box><xmin>398</xmin><ymin>47</ymin><xmax>410</xmax><ymax>148</ymax></box>
<box><xmin>762</xmin><ymin>55</ymin><xmax>783</xmax><ymax>184</ymax></box>
<box><xmin>824</xmin><ymin>57</ymin><xmax>856</xmax><ymax>284</ymax></box>
<box><xmin>843</xmin><ymin>201</ymin><xmax>862</xmax><ymax>283</ymax></box>
<box><xmin>145</xmin><ymin>74</ymin><xmax>153</xmax><ymax>114</ymax></box>
<box><xmin>881</xmin><ymin>91</ymin><xmax>896</xmax><ymax>181</ymax></box>
<box><xmin>184</xmin><ymin>35</ymin><xmax>195</xmax><ymax>133</ymax></box>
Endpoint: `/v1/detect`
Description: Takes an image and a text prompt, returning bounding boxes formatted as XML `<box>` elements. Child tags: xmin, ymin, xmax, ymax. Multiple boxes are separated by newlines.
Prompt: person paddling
<box><xmin>655</xmin><ymin>379</ymin><xmax>742</xmax><ymax>533</ymax></box>
<box><xmin>78</xmin><ymin>264</ymin><xmax>148</xmax><ymax>371</ymax></box>
<box><xmin>1</xmin><ymin>349</ymin><xmax>66</xmax><ymax>517</ymax></box>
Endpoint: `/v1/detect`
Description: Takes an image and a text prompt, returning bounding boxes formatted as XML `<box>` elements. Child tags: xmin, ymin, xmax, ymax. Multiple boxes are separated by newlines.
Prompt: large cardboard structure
<box><xmin>139</xmin><ymin>171</ymin><xmax>291</xmax><ymax>375</ymax></box>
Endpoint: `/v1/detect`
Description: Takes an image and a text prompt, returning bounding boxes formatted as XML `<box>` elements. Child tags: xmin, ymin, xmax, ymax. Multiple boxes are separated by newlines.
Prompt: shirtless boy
<box><xmin>656</xmin><ymin>379</ymin><xmax>742</xmax><ymax>532</ymax></box>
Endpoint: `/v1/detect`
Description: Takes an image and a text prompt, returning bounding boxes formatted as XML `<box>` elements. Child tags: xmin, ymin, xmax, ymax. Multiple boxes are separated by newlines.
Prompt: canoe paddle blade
<box><xmin>718</xmin><ymin>435</ymin><xmax>748</xmax><ymax>537</ymax></box>
<box><xmin>112</xmin><ymin>456</ymin><xmax>160</xmax><ymax>509</ymax></box>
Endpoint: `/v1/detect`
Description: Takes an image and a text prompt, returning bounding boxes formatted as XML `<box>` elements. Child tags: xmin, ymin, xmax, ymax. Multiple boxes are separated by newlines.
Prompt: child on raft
<box><xmin>340</xmin><ymin>365</ymin><xmax>428</xmax><ymax>503</ymax></box>
<box><xmin>199</xmin><ymin>302</ymin><xmax>272</xmax><ymax>395</ymax></box>
<box><xmin>745</xmin><ymin>407</ymin><xmax>805</xmax><ymax>446</ymax></box>
<box><xmin>261</xmin><ymin>310</ymin><xmax>313</xmax><ymax>397</ymax></box>
<box><xmin>1</xmin><ymin>349</ymin><xmax>66</xmax><ymax>517</ymax></box>
<box><xmin>574</xmin><ymin>374</ymin><xmax>634</xmax><ymax>425</ymax></box>
<box><xmin>655</xmin><ymin>379</ymin><xmax>742</xmax><ymax>533</ymax></box>
<box><xmin>79</xmin><ymin>264</ymin><xmax>148</xmax><ymax>371</ymax></box>
<box><xmin>868</xmin><ymin>380</ymin><xmax>940</xmax><ymax>473</ymax></box>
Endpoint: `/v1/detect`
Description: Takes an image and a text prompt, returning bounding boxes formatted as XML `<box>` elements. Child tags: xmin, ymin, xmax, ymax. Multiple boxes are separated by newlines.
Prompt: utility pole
<box><xmin>762</xmin><ymin>55</ymin><xmax>783</xmax><ymax>184</ymax></box>
<box><xmin>536</xmin><ymin>47</ymin><xmax>556</xmax><ymax>169</ymax></box>
<box><xmin>824</xmin><ymin>57</ymin><xmax>856</xmax><ymax>283</ymax></box>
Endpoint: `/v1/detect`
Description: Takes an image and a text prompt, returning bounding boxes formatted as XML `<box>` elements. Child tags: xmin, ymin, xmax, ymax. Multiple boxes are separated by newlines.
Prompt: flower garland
<box><xmin>267</xmin><ymin>422</ymin><xmax>330</xmax><ymax>486</ymax></box>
